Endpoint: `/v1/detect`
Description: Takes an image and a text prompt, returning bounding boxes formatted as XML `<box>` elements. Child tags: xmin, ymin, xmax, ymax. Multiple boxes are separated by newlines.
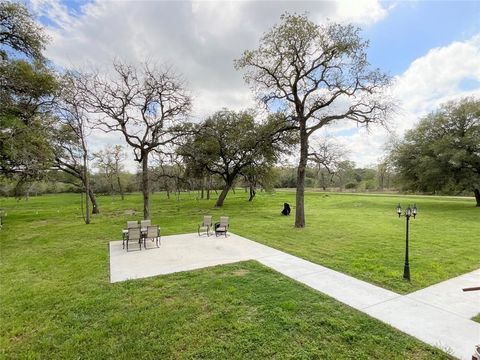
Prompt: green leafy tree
<box><xmin>392</xmin><ymin>98</ymin><xmax>480</xmax><ymax>206</ymax></box>
<box><xmin>0</xmin><ymin>2</ymin><xmax>57</xmax><ymax>185</ymax></box>
<box><xmin>0</xmin><ymin>2</ymin><xmax>46</xmax><ymax>60</ymax></box>
<box><xmin>235</xmin><ymin>13</ymin><xmax>392</xmax><ymax>227</ymax></box>
<box><xmin>179</xmin><ymin>110</ymin><xmax>294</xmax><ymax>207</ymax></box>
<box><xmin>242</xmin><ymin>161</ymin><xmax>278</xmax><ymax>202</ymax></box>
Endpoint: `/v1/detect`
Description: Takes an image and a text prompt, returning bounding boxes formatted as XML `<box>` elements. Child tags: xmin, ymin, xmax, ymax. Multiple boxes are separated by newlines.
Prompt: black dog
<box><xmin>281</xmin><ymin>203</ymin><xmax>291</xmax><ymax>216</ymax></box>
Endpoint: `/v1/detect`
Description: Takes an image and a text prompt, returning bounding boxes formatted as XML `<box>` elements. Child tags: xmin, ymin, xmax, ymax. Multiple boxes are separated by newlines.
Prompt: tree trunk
<box><xmin>248</xmin><ymin>185</ymin><xmax>256</xmax><ymax>201</ymax></box>
<box><xmin>83</xmin><ymin>154</ymin><xmax>90</xmax><ymax>224</ymax></box>
<box><xmin>201</xmin><ymin>176</ymin><xmax>205</xmax><ymax>199</ymax></box>
<box><xmin>215</xmin><ymin>183</ymin><xmax>231</xmax><ymax>207</ymax></box>
<box><xmin>474</xmin><ymin>188</ymin><xmax>480</xmax><ymax>207</ymax></box>
<box><xmin>109</xmin><ymin>179</ymin><xmax>115</xmax><ymax>196</ymax></box>
<box><xmin>295</xmin><ymin>122</ymin><xmax>308</xmax><ymax>228</ymax></box>
<box><xmin>142</xmin><ymin>153</ymin><xmax>150</xmax><ymax>220</ymax></box>
<box><xmin>117</xmin><ymin>174</ymin><xmax>124</xmax><ymax>200</ymax></box>
<box><xmin>207</xmin><ymin>176</ymin><xmax>211</xmax><ymax>200</ymax></box>
<box><xmin>88</xmin><ymin>188</ymin><xmax>99</xmax><ymax>214</ymax></box>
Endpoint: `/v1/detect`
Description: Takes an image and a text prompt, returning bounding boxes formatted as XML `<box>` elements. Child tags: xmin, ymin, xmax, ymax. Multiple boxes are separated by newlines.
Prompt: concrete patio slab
<box><xmin>109</xmin><ymin>232</ymin><xmax>280</xmax><ymax>283</ymax></box>
<box><xmin>109</xmin><ymin>232</ymin><xmax>480</xmax><ymax>359</ymax></box>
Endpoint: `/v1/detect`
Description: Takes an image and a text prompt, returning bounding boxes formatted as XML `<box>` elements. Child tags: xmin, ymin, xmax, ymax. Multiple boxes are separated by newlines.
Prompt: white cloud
<box><xmin>340</xmin><ymin>34</ymin><xmax>480</xmax><ymax>167</ymax></box>
<box><xmin>332</xmin><ymin>0</ymin><xmax>389</xmax><ymax>25</ymax></box>
<box><xmin>40</xmin><ymin>1</ymin><xmax>480</xmax><ymax>171</ymax></box>
<box><xmin>28</xmin><ymin>0</ymin><xmax>392</xmax><ymax>171</ymax></box>
<box><xmin>393</xmin><ymin>35</ymin><xmax>480</xmax><ymax>123</ymax></box>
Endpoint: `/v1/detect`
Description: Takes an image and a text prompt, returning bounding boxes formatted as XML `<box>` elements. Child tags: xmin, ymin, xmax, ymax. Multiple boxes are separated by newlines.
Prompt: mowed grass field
<box><xmin>0</xmin><ymin>190</ymin><xmax>476</xmax><ymax>358</ymax></box>
<box><xmin>2</xmin><ymin>190</ymin><xmax>479</xmax><ymax>294</ymax></box>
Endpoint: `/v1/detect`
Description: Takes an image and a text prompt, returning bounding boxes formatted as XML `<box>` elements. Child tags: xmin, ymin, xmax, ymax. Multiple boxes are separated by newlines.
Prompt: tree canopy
<box><xmin>179</xmin><ymin>110</ymin><xmax>295</xmax><ymax>207</ymax></box>
<box><xmin>235</xmin><ymin>13</ymin><xmax>392</xmax><ymax>227</ymax></box>
<box><xmin>0</xmin><ymin>2</ymin><xmax>57</xmax><ymax>186</ymax></box>
<box><xmin>391</xmin><ymin>97</ymin><xmax>480</xmax><ymax>206</ymax></box>
<box><xmin>0</xmin><ymin>2</ymin><xmax>47</xmax><ymax>61</ymax></box>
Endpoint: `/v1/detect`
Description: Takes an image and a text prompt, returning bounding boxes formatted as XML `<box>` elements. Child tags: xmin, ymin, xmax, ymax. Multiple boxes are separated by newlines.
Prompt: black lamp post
<box><xmin>396</xmin><ymin>203</ymin><xmax>418</xmax><ymax>281</ymax></box>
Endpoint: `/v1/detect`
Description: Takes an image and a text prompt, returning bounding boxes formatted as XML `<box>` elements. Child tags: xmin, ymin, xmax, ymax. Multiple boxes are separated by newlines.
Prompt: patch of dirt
<box><xmin>232</xmin><ymin>269</ymin><xmax>249</xmax><ymax>276</ymax></box>
<box><xmin>164</xmin><ymin>296</ymin><xmax>175</xmax><ymax>304</ymax></box>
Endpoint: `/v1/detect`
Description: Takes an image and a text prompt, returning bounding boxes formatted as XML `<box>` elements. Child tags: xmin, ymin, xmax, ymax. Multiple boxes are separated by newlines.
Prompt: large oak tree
<box><xmin>179</xmin><ymin>110</ymin><xmax>294</xmax><ymax>207</ymax></box>
<box><xmin>392</xmin><ymin>98</ymin><xmax>480</xmax><ymax>206</ymax></box>
<box><xmin>235</xmin><ymin>13</ymin><xmax>392</xmax><ymax>227</ymax></box>
<box><xmin>0</xmin><ymin>2</ymin><xmax>57</xmax><ymax>185</ymax></box>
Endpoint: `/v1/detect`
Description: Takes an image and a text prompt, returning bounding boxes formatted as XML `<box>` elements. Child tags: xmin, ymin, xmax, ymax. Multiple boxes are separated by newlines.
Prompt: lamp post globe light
<box><xmin>396</xmin><ymin>203</ymin><xmax>418</xmax><ymax>281</ymax></box>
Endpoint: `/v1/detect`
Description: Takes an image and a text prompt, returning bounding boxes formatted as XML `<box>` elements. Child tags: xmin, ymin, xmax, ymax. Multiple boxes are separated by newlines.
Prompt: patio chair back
<box><xmin>219</xmin><ymin>216</ymin><xmax>229</xmax><ymax>227</ymax></box>
<box><xmin>126</xmin><ymin>227</ymin><xmax>142</xmax><ymax>251</ymax></box>
<box><xmin>146</xmin><ymin>225</ymin><xmax>159</xmax><ymax>239</ymax></box>
<box><xmin>144</xmin><ymin>225</ymin><xmax>161</xmax><ymax>248</ymax></box>
<box><xmin>128</xmin><ymin>227</ymin><xmax>141</xmax><ymax>240</ymax></box>
<box><xmin>203</xmin><ymin>215</ymin><xmax>212</xmax><ymax>227</ymax></box>
<box><xmin>140</xmin><ymin>220</ymin><xmax>151</xmax><ymax>228</ymax></box>
<box><xmin>127</xmin><ymin>220</ymin><xmax>139</xmax><ymax>229</ymax></box>
<box><xmin>215</xmin><ymin>216</ymin><xmax>229</xmax><ymax>237</ymax></box>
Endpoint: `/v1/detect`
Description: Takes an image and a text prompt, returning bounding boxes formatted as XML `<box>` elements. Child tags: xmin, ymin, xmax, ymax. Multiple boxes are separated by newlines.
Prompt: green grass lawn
<box><xmin>1</xmin><ymin>190</ymin><xmax>478</xmax><ymax>294</ymax></box>
<box><xmin>0</xmin><ymin>190</ymin><xmax>476</xmax><ymax>358</ymax></box>
<box><xmin>473</xmin><ymin>314</ymin><xmax>480</xmax><ymax>323</ymax></box>
<box><xmin>229</xmin><ymin>190</ymin><xmax>480</xmax><ymax>294</ymax></box>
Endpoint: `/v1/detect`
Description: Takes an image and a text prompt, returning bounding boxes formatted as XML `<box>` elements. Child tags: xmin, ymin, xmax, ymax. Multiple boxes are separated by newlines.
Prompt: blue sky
<box><xmin>365</xmin><ymin>1</ymin><xmax>480</xmax><ymax>75</ymax></box>
<box><xmin>30</xmin><ymin>0</ymin><xmax>480</xmax><ymax>168</ymax></box>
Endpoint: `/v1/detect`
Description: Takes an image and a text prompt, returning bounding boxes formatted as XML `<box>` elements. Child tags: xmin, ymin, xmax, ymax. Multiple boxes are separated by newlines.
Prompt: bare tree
<box><xmin>235</xmin><ymin>13</ymin><xmax>393</xmax><ymax>227</ymax></box>
<box><xmin>93</xmin><ymin>148</ymin><xmax>115</xmax><ymax>195</ymax></box>
<box><xmin>93</xmin><ymin>145</ymin><xmax>126</xmax><ymax>199</ymax></box>
<box><xmin>112</xmin><ymin>145</ymin><xmax>126</xmax><ymax>199</ymax></box>
<box><xmin>77</xmin><ymin>60</ymin><xmax>191</xmax><ymax>219</ymax></box>
<box><xmin>309</xmin><ymin>137</ymin><xmax>348</xmax><ymax>190</ymax></box>
<box><xmin>151</xmin><ymin>151</ymin><xmax>185</xmax><ymax>200</ymax></box>
<box><xmin>376</xmin><ymin>157</ymin><xmax>395</xmax><ymax>190</ymax></box>
<box><xmin>53</xmin><ymin>74</ymin><xmax>99</xmax><ymax>223</ymax></box>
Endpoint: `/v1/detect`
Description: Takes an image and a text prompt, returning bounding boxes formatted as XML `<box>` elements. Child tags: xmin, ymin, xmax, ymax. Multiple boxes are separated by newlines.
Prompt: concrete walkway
<box><xmin>109</xmin><ymin>233</ymin><xmax>480</xmax><ymax>360</ymax></box>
